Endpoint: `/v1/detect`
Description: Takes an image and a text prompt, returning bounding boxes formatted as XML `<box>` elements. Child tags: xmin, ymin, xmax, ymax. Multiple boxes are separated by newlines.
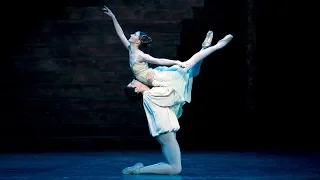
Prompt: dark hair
<box><xmin>123</xmin><ymin>86</ymin><xmax>143</xmax><ymax>103</ymax></box>
<box><xmin>139</xmin><ymin>31</ymin><xmax>152</xmax><ymax>48</ymax></box>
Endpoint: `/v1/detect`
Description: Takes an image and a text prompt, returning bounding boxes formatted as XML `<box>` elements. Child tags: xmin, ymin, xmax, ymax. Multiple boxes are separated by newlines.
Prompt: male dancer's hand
<box><xmin>102</xmin><ymin>6</ymin><xmax>115</xmax><ymax>18</ymax></box>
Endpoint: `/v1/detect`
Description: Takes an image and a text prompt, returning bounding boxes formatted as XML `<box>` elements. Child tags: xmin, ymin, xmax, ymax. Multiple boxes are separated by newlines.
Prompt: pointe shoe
<box><xmin>122</xmin><ymin>162</ymin><xmax>144</xmax><ymax>174</ymax></box>
<box><xmin>216</xmin><ymin>34</ymin><xmax>233</xmax><ymax>48</ymax></box>
<box><xmin>218</xmin><ymin>34</ymin><xmax>233</xmax><ymax>44</ymax></box>
<box><xmin>202</xmin><ymin>30</ymin><xmax>214</xmax><ymax>48</ymax></box>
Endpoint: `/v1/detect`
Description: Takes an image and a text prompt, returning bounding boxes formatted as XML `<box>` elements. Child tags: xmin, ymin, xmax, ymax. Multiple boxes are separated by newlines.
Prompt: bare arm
<box><xmin>103</xmin><ymin>6</ymin><xmax>130</xmax><ymax>50</ymax></box>
<box><xmin>111</xmin><ymin>17</ymin><xmax>130</xmax><ymax>50</ymax></box>
<box><xmin>140</xmin><ymin>53</ymin><xmax>185</xmax><ymax>67</ymax></box>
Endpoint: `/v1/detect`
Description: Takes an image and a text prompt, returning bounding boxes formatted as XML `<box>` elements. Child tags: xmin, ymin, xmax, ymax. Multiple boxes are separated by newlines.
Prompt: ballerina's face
<box><xmin>129</xmin><ymin>31</ymin><xmax>141</xmax><ymax>44</ymax></box>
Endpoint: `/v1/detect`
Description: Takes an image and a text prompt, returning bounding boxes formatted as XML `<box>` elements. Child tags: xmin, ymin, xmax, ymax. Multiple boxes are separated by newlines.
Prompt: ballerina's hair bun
<box><xmin>139</xmin><ymin>31</ymin><xmax>152</xmax><ymax>48</ymax></box>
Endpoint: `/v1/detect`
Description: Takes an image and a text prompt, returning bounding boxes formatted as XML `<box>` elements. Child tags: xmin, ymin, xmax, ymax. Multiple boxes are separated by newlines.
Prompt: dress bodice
<box><xmin>129</xmin><ymin>46</ymin><xmax>154</xmax><ymax>85</ymax></box>
<box><xmin>130</xmin><ymin>61</ymin><xmax>154</xmax><ymax>85</ymax></box>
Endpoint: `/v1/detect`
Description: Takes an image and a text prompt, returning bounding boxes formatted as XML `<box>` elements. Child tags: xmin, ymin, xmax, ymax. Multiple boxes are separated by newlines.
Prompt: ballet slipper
<box><xmin>202</xmin><ymin>30</ymin><xmax>214</xmax><ymax>48</ymax></box>
<box><xmin>122</xmin><ymin>162</ymin><xmax>144</xmax><ymax>174</ymax></box>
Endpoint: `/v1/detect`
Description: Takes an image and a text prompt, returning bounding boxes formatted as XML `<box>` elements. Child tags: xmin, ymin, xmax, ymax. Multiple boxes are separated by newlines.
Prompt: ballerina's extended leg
<box><xmin>184</xmin><ymin>34</ymin><xmax>233</xmax><ymax>72</ymax></box>
<box><xmin>190</xmin><ymin>30</ymin><xmax>214</xmax><ymax>77</ymax></box>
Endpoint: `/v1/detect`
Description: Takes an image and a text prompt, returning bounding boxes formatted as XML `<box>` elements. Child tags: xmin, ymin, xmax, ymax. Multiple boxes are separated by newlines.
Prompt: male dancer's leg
<box><xmin>133</xmin><ymin>132</ymin><xmax>182</xmax><ymax>175</ymax></box>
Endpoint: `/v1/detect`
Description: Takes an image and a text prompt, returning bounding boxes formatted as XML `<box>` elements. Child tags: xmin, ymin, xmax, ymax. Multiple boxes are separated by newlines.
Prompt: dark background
<box><xmin>2</xmin><ymin>0</ymin><xmax>315</xmax><ymax>152</ymax></box>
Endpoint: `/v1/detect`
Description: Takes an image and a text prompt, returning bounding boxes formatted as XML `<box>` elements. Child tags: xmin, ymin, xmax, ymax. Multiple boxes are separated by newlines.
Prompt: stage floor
<box><xmin>1</xmin><ymin>151</ymin><xmax>319</xmax><ymax>179</ymax></box>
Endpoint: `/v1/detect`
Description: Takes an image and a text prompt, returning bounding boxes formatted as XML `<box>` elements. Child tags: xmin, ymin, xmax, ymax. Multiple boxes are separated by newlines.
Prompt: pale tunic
<box><xmin>128</xmin><ymin>45</ymin><xmax>201</xmax><ymax>137</ymax></box>
<box><xmin>142</xmin><ymin>87</ymin><xmax>182</xmax><ymax>137</ymax></box>
<box><xmin>141</xmin><ymin>65</ymin><xmax>195</xmax><ymax>137</ymax></box>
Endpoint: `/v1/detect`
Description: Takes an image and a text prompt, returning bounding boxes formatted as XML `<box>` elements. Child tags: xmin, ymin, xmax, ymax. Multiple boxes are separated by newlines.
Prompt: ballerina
<box><xmin>102</xmin><ymin>6</ymin><xmax>233</xmax><ymax>90</ymax></box>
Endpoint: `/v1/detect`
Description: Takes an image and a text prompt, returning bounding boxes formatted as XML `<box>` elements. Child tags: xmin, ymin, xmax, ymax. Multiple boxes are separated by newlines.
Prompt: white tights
<box><xmin>184</xmin><ymin>34</ymin><xmax>233</xmax><ymax>72</ymax></box>
<box><xmin>135</xmin><ymin>132</ymin><xmax>182</xmax><ymax>175</ymax></box>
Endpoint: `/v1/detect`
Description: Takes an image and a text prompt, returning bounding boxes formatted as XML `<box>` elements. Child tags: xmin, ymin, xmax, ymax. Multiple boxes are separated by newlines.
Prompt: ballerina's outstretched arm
<box><xmin>139</xmin><ymin>53</ymin><xmax>185</xmax><ymax>67</ymax></box>
<box><xmin>102</xmin><ymin>6</ymin><xmax>130</xmax><ymax>50</ymax></box>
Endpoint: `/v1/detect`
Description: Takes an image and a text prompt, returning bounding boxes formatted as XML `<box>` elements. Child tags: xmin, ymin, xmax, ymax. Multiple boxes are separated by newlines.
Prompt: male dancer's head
<box><xmin>124</xmin><ymin>79</ymin><xmax>150</xmax><ymax>102</ymax></box>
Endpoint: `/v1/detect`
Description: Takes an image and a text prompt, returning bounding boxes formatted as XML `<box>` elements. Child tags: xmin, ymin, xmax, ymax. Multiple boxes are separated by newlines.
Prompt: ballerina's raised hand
<box><xmin>102</xmin><ymin>6</ymin><xmax>115</xmax><ymax>18</ymax></box>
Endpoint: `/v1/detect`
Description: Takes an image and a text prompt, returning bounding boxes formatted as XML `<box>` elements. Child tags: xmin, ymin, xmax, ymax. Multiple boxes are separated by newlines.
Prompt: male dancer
<box><xmin>123</xmin><ymin>31</ymin><xmax>232</xmax><ymax>175</ymax></box>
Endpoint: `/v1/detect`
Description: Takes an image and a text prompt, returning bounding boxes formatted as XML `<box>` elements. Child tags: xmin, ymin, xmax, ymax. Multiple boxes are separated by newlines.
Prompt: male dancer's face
<box><xmin>127</xmin><ymin>79</ymin><xmax>149</xmax><ymax>93</ymax></box>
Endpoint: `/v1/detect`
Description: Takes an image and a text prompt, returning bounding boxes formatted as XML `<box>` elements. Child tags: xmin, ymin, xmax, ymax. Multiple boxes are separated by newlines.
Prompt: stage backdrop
<box><xmin>2</xmin><ymin>0</ymin><xmax>256</xmax><ymax>151</ymax></box>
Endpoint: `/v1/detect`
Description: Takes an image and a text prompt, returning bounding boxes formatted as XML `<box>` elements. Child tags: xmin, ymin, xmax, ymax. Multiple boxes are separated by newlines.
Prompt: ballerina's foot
<box><xmin>216</xmin><ymin>34</ymin><xmax>233</xmax><ymax>48</ymax></box>
<box><xmin>122</xmin><ymin>162</ymin><xmax>144</xmax><ymax>174</ymax></box>
<box><xmin>221</xmin><ymin>34</ymin><xmax>233</xmax><ymax>42</ymax></box>
<box><xmin>202</xmin><ymin>30</ymin><xmax>214</xmax><ymax>48</ymax></box>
